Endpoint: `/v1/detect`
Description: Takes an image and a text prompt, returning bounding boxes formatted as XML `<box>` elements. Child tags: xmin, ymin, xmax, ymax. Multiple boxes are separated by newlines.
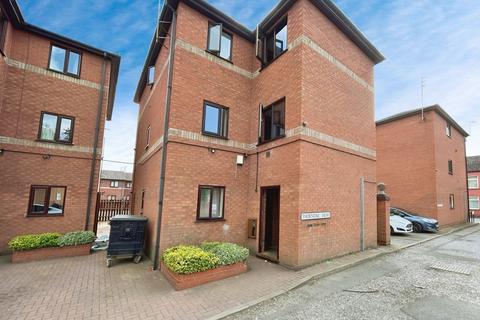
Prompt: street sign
<box><xmin>301</xmin><ymin>211</ymin><xmax>331</xmax><ymax>220</ymax></box>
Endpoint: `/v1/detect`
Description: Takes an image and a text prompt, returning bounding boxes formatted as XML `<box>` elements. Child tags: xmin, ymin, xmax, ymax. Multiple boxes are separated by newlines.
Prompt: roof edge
<box><xmin>376</xmin><ymin>105</ymin><xmax>469</xmax><ymax>137</ymax></box>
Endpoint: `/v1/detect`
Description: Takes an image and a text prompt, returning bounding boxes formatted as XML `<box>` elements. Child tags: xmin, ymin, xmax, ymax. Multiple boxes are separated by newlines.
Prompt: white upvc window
<box><xmin>469</xmin><ymin>196</ymin><xmax>480</xmax><ymax>210</ymax></box>
<box><xmin>468</xmin><ymin>176</ymin><xmax>479</xmax><ymax>189</ymax></box>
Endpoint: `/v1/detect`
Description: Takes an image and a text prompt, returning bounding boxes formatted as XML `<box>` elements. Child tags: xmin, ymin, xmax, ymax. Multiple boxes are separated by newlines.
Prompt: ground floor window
<box><xmin>197</xmin><ymin>186</ymin><xmax>225</xmax><ymax>220</ymax></box>
<box><xmin>107</xmin><ymin>195</ymin><xmax>116</xmax><ymax>201</ymax></box>
<box><xmin>28</xmin><ymin>185</ymin><xmax>66</xmax><ymax>216</ymax></box>
<box><xmin>469</xmin><ymin>196</ymin><xmax>480</xmax><ymax>210</ymax></box>
<box><xmin>449</xmin><ymin>194</ymin><xmax>455</xmax><ymax>209</ymax></box>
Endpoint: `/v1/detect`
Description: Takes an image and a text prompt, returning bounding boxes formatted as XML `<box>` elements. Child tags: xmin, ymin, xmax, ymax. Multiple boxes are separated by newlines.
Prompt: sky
<box><xmin>17</xmin><ymin>0</ymin><xmax>480</xmax><ymax>173</ymax></box>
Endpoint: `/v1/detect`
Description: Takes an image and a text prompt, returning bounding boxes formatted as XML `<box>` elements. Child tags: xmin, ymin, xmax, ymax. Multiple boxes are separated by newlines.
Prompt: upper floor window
<box><xmin>147</xmin><ymin>66</ymin><xmax>155</xmax><ymax>85</ymax></box>
<box><xmin>110</xmin><ymin>181</ymin><xmax>119</xmax><ymax>188</ymax></box>
<box><xmin>28</xmin><ymin>185</ymin><xmax>66</xmax><ymax>216</ymax></box>
<box><xmin>448</xmin><ymin>160</ymin><xmax>453</xmax><ymax>175</ymax></box>
<box><xmin>256</xmin><ymin>17</ymin><xmax>288</xmax><ymax>66</ymax></box>
<box><xmin>202</xmin><ymin>101</ymin><xmax>228</xmax><ymax>138</ymax></box>
<box><xmin>468</xmin><ymin>176</ymin><xmax>479</xmax><ymax>189</ymax></box>
<box><xmin>207</xmin><ymin>23</ymin><xmax>232</xmax><ymax>61</ymax></box>
<box><xmin>126</xmin><ymin>182</ymin><xmax>132</xmax><ymax>188</ymax></box>
<box><xmin>38</xmin><ymin>112</ymin><xmax>74</xmax><ymax>144</ymax></box>
<box><xmin>0</xmin><ymin>9</ymin><xmax>7</xmax><ymax>53</ymax></box>
<box><xmin>197</xmin><ymin>186</ymin><xmax>225</xmax><ymax>220</ymax></box>
<box><xmin>146</xmin><ymin>125</ymin><xmax>151</xmax><ymax>149</ymax></box>
<box><xmin>470</xmin><ymin>196</ymin><xmax>480</xmax><ymax>210</ymax></box>
<box><xmin>49</xmin><ymin>45</ymin><xmax>81</xmax><ymax>76</ymax></box>
<box><xmin>445</xmin><ymin>123</ymin><xmax>452</xmax><ymax>138</ymax></box>
<box><xmin>260</xmin><ymin>98</ymin><xmax>285</xmax><ymax>143</ymax></box>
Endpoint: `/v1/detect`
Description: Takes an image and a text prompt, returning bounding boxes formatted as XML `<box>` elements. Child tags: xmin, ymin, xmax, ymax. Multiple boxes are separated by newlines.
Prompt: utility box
<box><xmin>106</xmin><ymin>215</ymin><xmax>148</xmax><ymax>267</ymax></box>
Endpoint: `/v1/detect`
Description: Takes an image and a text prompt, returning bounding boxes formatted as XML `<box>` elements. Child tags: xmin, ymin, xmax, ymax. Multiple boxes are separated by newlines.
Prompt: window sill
<box><xmin>26</xmin><ymin>214</ymin><xmax>64</xmax><ymax>218</ymax></box>
<box><xmin>202</xmin><ymin>132</ymin><xmax>229</xmax><ymax>140</ymax></box>
<box><xmin>47</xmin><ymin>68</ymin><xmax>80</xmax><ymax>79</ymax></box>
<box><xmin>259</xmin><ymin>49</ymin><xmax>288</xmax><ymax>72</ymax></box>
<box><xmin>257</xmin><ymin>134</ymin><xmax>286</xmax><ymax>146</ymax></box>
<box><xmin>195</xmin><ymin>218</ymin><xmax>225</xmax><ymax>223</ymax></box>
<box><xmin>205</xmin><ymin>50</ymin><xmax>233</xmax><ymax>64</ymax></box>
<box><xmin>36</xmin><ymin>139</ymin><xmax>74</xmax><ymax>146</ymax></box>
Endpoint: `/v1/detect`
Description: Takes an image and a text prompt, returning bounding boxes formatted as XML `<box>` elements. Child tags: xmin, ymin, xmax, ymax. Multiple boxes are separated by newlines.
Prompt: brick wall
<box><xmin>468</xmin><ymin>171</ymin><xmax>480</xmax><ymax>216</ymax></box>
<box><xmin>133</xmin><ymin>0</ymin><xmax>378</xmax><ymax>268</ymax></box>
<box><xmin>0</xmin><ymin>19</ymin><xmax>111</xmax><ymax>251</ymax></box>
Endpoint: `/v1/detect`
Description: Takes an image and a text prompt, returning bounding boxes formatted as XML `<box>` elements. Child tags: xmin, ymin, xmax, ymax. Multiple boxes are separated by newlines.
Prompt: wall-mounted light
<box><xmin>0</xmin><ymin>149</ymin><xmax>4</xmax><ymax>155</ymax></box>
<box><xmin>42</xmin><ymin>154</ymin><xmax>51</xmax><ymax>160</ymax></box>
<box><xmin>208</xmin><ymin>148</ymin><xmax>216</xmax><ymax>154</ymax></box>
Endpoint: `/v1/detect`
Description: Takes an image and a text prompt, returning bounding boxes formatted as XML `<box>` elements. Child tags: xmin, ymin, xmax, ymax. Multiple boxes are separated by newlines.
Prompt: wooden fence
<box><xmin>97</xmin><ymin>199</ymin><xmax>131</xmax><ymax>222</ymax></box>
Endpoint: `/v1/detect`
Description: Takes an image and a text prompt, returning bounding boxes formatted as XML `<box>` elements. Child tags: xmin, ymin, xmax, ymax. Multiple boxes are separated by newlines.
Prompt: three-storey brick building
<box><xmin>0</xmin><ymin>0</ymin><xmax>120</xmax><ymax>252</ymax></box>
<box><xmin>467</xmin><ymin>156</ymin><xmax>480</xmax><ymax>218</ymax></box>
<box><xmin>377</xmin><ymin>105</ymin><xmax>469</xmax><ymax>226</ymax></box>
<box><xmin>132</xmin><ymin>0</ymin><xmax>383</xmax><ymax>268</ymax></box>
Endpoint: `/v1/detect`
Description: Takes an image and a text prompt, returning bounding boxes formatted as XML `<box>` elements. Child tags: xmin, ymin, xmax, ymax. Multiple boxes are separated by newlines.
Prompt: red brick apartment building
<box><xmin>0</xmin><ymin>0</ymin><xmax>120</xmax><ymax>252</ymax></box>
<box><xmin>132</xmin><ymin>0</ymin><xmax>384</xmax><ymax>269</ymax></box>
<box><xmin>467</xmin><ymin>156</ymin><xmax>480</xmax><ymax>217</ymax></box>
<box><xmin>377</xmin><ymin>105</ymin><xmax>469</xmax><ymax>226</ymax></box>
<box><xmin>99</xmin><ymin>170</ymin><xmax>132</xmax><ymax>200</ymax></box>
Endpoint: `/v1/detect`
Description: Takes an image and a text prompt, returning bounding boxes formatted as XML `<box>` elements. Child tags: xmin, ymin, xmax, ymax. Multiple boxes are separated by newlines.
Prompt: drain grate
<box><xmin>429</xmin><ymin>262</ymin><xmax>471</xmax><ymax>275</ymax></box>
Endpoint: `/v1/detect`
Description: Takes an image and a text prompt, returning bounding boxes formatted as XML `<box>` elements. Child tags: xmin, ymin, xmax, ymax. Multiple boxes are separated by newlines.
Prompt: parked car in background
<box><xmin>391</xmin><ymin>207</ymin><xmax>438</xmax><ymax>233</ymax></box>
<box><xmin>390</xmin><ymin>213</ymin><xmax>413</xmax><ymax>234</ymax></box>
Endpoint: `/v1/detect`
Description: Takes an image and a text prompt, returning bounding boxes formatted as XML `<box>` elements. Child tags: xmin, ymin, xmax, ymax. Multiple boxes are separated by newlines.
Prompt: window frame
<box><xmin>445</xmin><ymin>123</ymin><xmax>452</xmax><ymax>138</ymax></box>
<box><xmin>196</xmin><ymin>185</ymin><xmax>226</xmax><ymax>221</ymax></box>
<box><xmin>257</xmin><ymin>16</ymin><xmax>288</xmax><ymax>68</ymax></box>
<box><xmin>202</xmin><ymin>101</ymin><xmax>229</xmax><ymax>139</ymax></box>
<box><xmin>448</xmin><ymin>160</ymin><xmax>453</xmax><ymax>175</ymax></box>
<box><xmin>468</xmin><ymin>176</ymin><xmax>479</xmax><ymax>189</ymax></box>
<box><xmin>145</xmin><ymin>125</ymin><xmax>151</xmax><ymax>149</ymax></box>
<box><xmin>37</xmin><ymin>111</ymin><xmax>75</xmax><ymax>144</ymax></box>
<box><xmin>147</xmin><ymin>66</ymin><xmax>155</xmax><ymax>86</ymax></box>
<box><xmin>259</xmin><ymin>97</ymin><xmax>286</xmax><ymax>144</ymax></box>
<box><xmin>126</xmin><ymin>182</ymin><xmax>132</xmax><ymax>188</ymax></box>
<box><xmin>469</xmin><ymin>196</ymin><xmax>480</xmax><ymax>210</ymax></box>
<box><xmin>107</xmin><ymin>195</ymin><xmax>117</xmax><ymax>201</ymax></box>
<box><xmin>206</xmin><ymin>22</ymin><xmax>233</xmax><ymax>62</ymax></box>
<box><xmin>449</xmin><ymin>194</ymin><xmax>455</xmax><ymax>209</ymax></box>
<box><xmin>27</xmin><ymin>185</ymin><xmax>67</xmax><ymax>217</ymax></box>
<box><xmin>48</xmin><ymin>44</ymin><xmax>82</xmax><ymax>78</ymax></box>
<box><xmin>0</xmin><ymin>9</ymin><xmax>7</xmax><ymax>55</ymax></box>
<box><xmin>110</xmin><ymin>180</ymin><xmax>119</xmax><ymax>188</ymax></box>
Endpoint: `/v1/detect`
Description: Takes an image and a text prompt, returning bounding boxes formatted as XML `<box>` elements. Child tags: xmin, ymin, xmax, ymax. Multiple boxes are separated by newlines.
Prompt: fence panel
<box><xmin>97</xmin><ymin>200</ymin><xmax>131</xmax><ymax>222</ymax></box>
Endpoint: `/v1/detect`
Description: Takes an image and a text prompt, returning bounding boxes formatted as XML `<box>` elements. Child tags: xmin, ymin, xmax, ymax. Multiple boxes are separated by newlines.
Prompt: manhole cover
<box><xmin>429</xmin><ymin>262</ymin><xmax>471</xmax><ymax>275</ymax></box>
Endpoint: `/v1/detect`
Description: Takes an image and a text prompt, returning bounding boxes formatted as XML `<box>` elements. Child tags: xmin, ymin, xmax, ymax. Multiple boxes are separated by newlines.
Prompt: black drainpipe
<box><xmin>85</xmin><ymin>54</ymin><xmax>107</xmax><ymax>230</ymax></box>
<box><xmin>153</xmin><ymin>6</ymin><xmax>177</xmax><ymax>270</ymax></box>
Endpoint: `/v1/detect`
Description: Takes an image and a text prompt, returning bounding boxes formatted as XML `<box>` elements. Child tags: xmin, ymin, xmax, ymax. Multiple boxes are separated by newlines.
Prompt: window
<box><xmin>260</xmin><ymin>98</ymin><xmax>285</xmax><ymax>143</ymax></box>
<box><xmin>126</xmin><ymin>182</ymin><xmax>132</xmax><ymax>188</ymax></box>
<box><xmin>197</xmin><ymin>186</ymin><xmax>225</xmax><ymax>220</ymax></box>
<box><xmin>146</xmin><ymin>125</ymin><xmax>151</xmax><ymax>149</ymax></box>
<box><xmin>28</xmin><ymin>186</ymin><xmax>66</xmax><ymax>216</ymax></box>
<box><xmin>147</xmin><ymin>66</ymin><xmax>155</xmax><ymax>85</ymax></box>
<box><xmin>0</xmin><ymin>9</ymin><xmax>7</xmax><ymax>53</ymax></box>
<box><xmin>110</xmin><ymin>181</ymin><xmax>119</xmax><ymax>188</ymax></box>
<box><xmin>448</xmin><ymin>160</ymin><xmax>453</xmax><ymax>175</ymax></box>
<box><xmin>141</xmin><ymin>190</ymin><xmax>145</xmax><ymax>212</ymax></box>
<box><xmin>48</xmin><ymin>45</ymin><xmax>81</xmax><ymax>76</ymax></box>
<box><xmin>256</xmin><ymin>17</ymin><xmax>288</xmax><ymax>65</ymax></box>
<box><xmin>38</xmin><ymin>112</ymin><xmax>74</xmax><ymax>143</ymax></box>
<box><xmin>125</xmin><ymin>195</ymin><xmax>130</xmax><ymax>201</ymax></box>
<box><xmin>202</xmin><ymin>101</ymin><xmax>229</xmax><ymax>138</ymax></box>
<box><xmin>449</xmin><ymin>194</ymin><xmax>455</xmax><ymax>209</ymax></box>
<box><xmin>446</xmin><ymin>123</ymin><xmax>452</xmax><ymax>137</ymax></box>
<box><xmin>207</xmin><ymin>23</ymin><xmax>232</xmax><ymax>61</ymax></box>
<box><xmin>469</xmin><ymin>197</ymin><xmax>480</xmax><ymax>210</ymax></box>
<box><xmin>107</xmin><ymin>195</ymin><xmax>116</xmax><ymax>201</ymax></box>
<box><xmin>468</xmin><ymin>176</ymin><xmax>479</xmax><ymax>189</ymax></box>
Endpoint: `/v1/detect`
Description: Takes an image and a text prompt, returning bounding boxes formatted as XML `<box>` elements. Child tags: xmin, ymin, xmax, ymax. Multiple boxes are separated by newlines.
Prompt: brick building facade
<box><xmin>132</xmin><ymin>0</ymin><xmax>383</xmax><ymax>269</ymax></box>
<box><xmin>467</xmin><ymin>156</ymin><xmax>480</xmax><ymax>217</ymax></box>
<box><xmin>0</xmin><ymin>0</ymin><xmax>120</xmax><ymax>252</ymax></box>
<box><xmin>377</xmin><ymin>105</ymin><xmax>468</xmax><ymax>226</ymax></box>
<box><xmin>99</xmin><ymin>170</ymin><xmax>132</xmax><ymax>200</ymax></box>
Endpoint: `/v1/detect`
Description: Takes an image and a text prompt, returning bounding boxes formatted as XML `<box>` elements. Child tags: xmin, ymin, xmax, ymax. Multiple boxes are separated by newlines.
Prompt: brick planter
<box><xmin>161</xmin><ymin>261</ymin><xmax>247</xmax><ymax>290</ymax></box>
<box><xmin>11</xmin><ymin>244</ymin><xmax>91</xmax><ymax>263</ymax></box>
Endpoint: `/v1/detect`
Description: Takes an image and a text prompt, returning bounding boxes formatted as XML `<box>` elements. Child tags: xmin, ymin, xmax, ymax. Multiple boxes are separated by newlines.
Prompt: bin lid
<box><xmin>110</xmin><ymin>215</ymin><xmax>148</xmax><ymax>221</ymax></box>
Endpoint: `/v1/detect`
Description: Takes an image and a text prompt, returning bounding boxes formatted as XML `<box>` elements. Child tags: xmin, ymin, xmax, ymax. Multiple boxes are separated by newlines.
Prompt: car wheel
<box><xmin>413</xmin><ymin>223</ymin><xmax>422</xmax><ymax>233</ymax></box>
<box><xmin>390</xmin><ymin>227</ymin><xmax>394</xmax><ymax>235</ymax></box>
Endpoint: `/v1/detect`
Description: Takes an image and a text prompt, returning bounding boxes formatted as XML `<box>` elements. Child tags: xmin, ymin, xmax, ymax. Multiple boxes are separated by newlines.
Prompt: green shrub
<box><xmin>162</xmin><ymin>245</ymin><xmax>220</xmax><ymax>274</ymax></box>
<box><xmin>201</xmin><ymin>242</ymin><xmax>249</xmax><ymax>266</ymax></box>
<box><xmin>57</xmin><ymin>231</ymin><xmax>95</xmax><ymax>247</ymax></box>
<box><xmin>8</xmin><ymin>233</ymin><xmax>61</xmax><ymax>251</ymax></box>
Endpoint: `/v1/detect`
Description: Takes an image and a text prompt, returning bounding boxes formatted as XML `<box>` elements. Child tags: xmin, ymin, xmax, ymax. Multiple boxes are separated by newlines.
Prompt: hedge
<box><xmin>57</xmin><ymin>231</ymin><xmax>96</xmax><ymax>247</ymax></box>
<box><xmin>8</xmin><ymin>233</ymin><xmax>62</xmax><ymax>251</ymax></box>
<box><xmin>200</xmin><ymin>242</ymin><xmax>249</xmax><ymax>266</ymax></box>
<box><xmin>162</xmin><ymin>242</ymin><xmax>249</xmax><ymax>274</ymax></box>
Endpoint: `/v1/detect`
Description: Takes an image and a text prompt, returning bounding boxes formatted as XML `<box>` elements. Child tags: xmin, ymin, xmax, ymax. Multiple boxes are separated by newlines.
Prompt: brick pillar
<box><xmin>377</xmin><ymin>183</ymin><xmax>390</xmax><ymax>246</ymax></box>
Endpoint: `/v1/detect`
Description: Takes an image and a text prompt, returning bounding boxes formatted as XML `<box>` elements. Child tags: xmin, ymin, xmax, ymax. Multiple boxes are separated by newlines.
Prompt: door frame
<box><xmin>258</xmin><ymin>185</ymin><xmax>280</xmax><ymax>261</ymax></box>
